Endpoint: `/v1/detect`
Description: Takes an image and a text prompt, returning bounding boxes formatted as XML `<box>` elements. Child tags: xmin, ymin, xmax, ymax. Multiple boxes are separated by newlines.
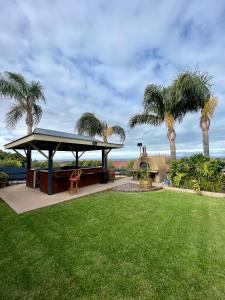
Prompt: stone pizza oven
<box><xmin>132</xmin><ymin>147</ymin><xmax>168</xmax><ymax>183</ymax></box>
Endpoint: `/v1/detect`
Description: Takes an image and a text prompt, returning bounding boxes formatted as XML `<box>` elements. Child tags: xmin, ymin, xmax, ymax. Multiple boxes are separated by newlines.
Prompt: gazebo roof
<box><xmin>4</xmin><ymin>128</ymin><xmax>123</xmax><ymax>152</ymax></box>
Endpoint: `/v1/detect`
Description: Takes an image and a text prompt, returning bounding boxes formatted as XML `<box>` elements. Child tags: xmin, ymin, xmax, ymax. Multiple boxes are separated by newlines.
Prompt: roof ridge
<box><xmin>33</xmin><ymin>127</ymin><xmax>101</xmax><ymax>142</ymax></box>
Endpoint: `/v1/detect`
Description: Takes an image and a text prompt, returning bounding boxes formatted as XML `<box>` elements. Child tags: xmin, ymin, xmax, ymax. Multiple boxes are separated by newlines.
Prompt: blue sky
<box><xmin>0</xmin><ymin>0</ymin><xmax>225</xmax><ymax>160</ymax></box>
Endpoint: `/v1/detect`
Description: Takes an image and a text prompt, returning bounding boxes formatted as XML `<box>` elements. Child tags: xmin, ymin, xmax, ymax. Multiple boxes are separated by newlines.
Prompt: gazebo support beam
<box><xmin>29</xmin><ymin>143</ymin><xmax>48</xmax><ymax>159</ymax></box>
<box><xmin>72</xmin><ymin>150</ymin><xmax>79</xmax><ymax>167</ymax></box>
<box><xmin>102</xmin><ymin>149</ymin><xmax>105</xmax><ymax>168</ymax></box>
<box><xmin>26</xmin><ymin>146</ymin><xmax>32</xmax><ymax>170</ymax></box>
<box><xmin>78</xmin><ymin>151</ymin><xmax>85</xmax><ymax>159</ymax></box>
<box><xmin>76</xmin><ymin>150</ymin><xmax>78</xmax><ymax>167</ymax></box>
<box><xmin>52</xmin><ymin>143</ymin><xmax>61</xmax><ymax>157</ymax></box>
<box><xmin>13</xmin><ymin>149</ymin><xmax>26</xmax><ymax>159</ymax></box>
<box><xmin>48</xmin><ymin>147</ymin><xmax>53</xmax><ymax>195</ymax></box>
<box><xmin>102</xmin><ymin>149</ymin><xmax>111</xmax><ymax>169</ymax></box>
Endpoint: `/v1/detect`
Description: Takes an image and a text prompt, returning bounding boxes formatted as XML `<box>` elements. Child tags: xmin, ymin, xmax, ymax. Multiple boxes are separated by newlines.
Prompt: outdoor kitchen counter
<box><xmin>38</xmin><ymin>167</ymin><xmax>108</xmax><ymax>194</ymax></box>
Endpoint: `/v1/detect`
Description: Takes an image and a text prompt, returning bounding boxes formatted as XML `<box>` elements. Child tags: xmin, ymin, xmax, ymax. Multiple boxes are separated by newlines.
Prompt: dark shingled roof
<box><xmin>33</xmin><ymin>128</ymin><xmax>100</xmax><ymax>142</ymax></box>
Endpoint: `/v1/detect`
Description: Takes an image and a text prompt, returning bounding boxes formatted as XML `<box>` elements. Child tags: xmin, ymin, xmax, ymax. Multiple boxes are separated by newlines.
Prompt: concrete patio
<box><xmin>0</xmin><ymin>177</ymin><xmax>133</xmax><ymax>214</ymax></box>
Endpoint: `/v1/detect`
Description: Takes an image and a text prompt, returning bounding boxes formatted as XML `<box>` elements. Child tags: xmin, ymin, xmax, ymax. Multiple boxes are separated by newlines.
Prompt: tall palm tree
<box><xmin>172</xmin><ymin>71</ymin><xmax>217</xmax><ymax>157</ymax></box>
<box><xmin>129</xmin><ymin>84</ymin><xmax>184</xmax><ymax>161</ymax></box>
<box><xmin>76</xmin><ymin>112</ymin><xmax>125</xmax><ymax>143</ymax></box>
<box><xmin>0</xmin><ymin>72</ymin><xmax>45</xmax><ymax>134</ymax></box>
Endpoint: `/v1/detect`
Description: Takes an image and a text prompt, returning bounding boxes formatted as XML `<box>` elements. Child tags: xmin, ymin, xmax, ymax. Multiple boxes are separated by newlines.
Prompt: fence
<box><xmin>0</xmin><ymin>167</ymin><xmax>27</xmax><ymax>181</ymax></box>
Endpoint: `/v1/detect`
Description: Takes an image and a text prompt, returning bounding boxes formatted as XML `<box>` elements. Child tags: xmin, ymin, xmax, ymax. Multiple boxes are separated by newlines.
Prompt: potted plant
<box><xmin>139</xmin><ymin>169</ymin><xmax>152</xmax><ymax>189</ymax></box>
<box><xmin>0</xmin><ymin>171</ymin><xmax>9</xmax><ymax>188</ymax></box>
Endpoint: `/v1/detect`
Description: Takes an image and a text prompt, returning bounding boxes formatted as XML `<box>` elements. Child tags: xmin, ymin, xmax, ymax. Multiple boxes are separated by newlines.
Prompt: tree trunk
<box><xmin>26</xmin><ymin>111</ymin><xmax>33</xmax><ymax>135</ymax></box>
<box><xmin>200</xmin><ymin>118</ymin><xmax>210</xmax><ymax>157</ymax></box>
<box><xmin>202</xmin><ymin>129</ymin><xmax>209</xmax><ymax>157</ymax></box>
<box><xmin>167</xmin><ymin>128</ymin><xmax>176</xmax><ymax>161</ymax></box>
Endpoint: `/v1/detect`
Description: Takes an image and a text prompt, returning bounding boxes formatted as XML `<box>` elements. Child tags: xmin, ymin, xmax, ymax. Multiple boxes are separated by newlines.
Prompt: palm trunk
<box><xmin>200</xmin><ymin>119</ymin><xmax>210</xmax><ymax>157</ymax></box>
<box><xmin>26</xmin><ymin>111</ymin><xmax>33</xmax><ymax>135</ymax></box>
<box><xmin>167</xmin><ymin>128</ymin><xmax>176</xmax><ymax>161</ymax></box>
<box><xmin>202</xmin><ymin>129</ymin><xmax>209</xmax><ymax>157</ymax></box>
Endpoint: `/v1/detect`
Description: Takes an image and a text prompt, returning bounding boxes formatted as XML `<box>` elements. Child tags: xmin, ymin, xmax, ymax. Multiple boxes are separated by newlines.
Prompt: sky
<box><xmin>0</xmin><ymin>0</ymin><xmax>225</xmax><ymax>160</ymax></box>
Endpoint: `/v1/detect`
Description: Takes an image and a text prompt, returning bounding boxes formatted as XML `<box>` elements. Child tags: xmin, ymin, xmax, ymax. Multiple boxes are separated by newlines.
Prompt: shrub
<box><xmin>169</xmin><ymin>154</ymin><xmax>225</xmax><ymax>193</ymax></box>
<box><xmin>32</xmin><ymin>161</ymin><xmax>61</xmax><ymax>168</ymax></box>
<box><xmin>139</xmin><ymin>169</ymin><xmax>148</xmax><ymax>179</ymax></box>
<box><xmin>0</xmin><ymin>171</ymin><xmax>9</xmax><ymax>183</ymax></box>
<box><xmin>0</xmin><ymin>150</ymin><xmax>26</xmax><ymax>165</ymax></box>
<box><xmin>0</xmin><ymin>159</ymin><xmax>22</xmax><ymax>167</ymax></box>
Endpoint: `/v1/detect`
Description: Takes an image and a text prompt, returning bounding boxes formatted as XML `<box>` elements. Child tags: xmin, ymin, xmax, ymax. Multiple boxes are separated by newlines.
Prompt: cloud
<box><xmin>0</xmin><ymin>0</ymin><xmax>225</xmax><ymax>160</ymax></box>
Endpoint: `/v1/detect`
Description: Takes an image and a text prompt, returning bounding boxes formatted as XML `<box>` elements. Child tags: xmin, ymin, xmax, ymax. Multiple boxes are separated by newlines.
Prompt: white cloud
<box><xmin>0</xmin><ymin>0</ymin><xmax>225</xmax><ymax>159</ymax></box>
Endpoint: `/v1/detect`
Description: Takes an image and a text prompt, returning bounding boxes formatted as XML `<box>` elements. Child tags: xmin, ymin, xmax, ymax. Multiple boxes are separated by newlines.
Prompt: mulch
<box><xmin>111</xmin><ymin>183</ymin><xmax>162</xmax><ymax>192</ymax></box>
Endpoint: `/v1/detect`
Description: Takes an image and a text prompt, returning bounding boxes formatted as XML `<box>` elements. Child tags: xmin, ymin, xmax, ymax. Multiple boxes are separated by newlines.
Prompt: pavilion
<box><xmin>4</xmin><ymin>128</ymin><xmax>123</xmax><ymax>195</ymax></box>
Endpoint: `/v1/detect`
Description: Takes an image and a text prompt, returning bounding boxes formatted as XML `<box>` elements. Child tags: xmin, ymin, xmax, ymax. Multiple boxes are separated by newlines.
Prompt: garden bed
<box><xmin>164</xmin><ymin>185</ymin><xmax>225</xmax><ymax>198</ymax></box>
<box><xmin>111</xmin><ymin>182</ymin><xmax>162</xmax><ymax>192</ymax></box>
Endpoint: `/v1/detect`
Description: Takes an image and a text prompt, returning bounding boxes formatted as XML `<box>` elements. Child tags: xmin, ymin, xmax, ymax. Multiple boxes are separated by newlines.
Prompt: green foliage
<box><xmin>127</xmin><ymin>160</ymin><xmax>134</xmax><ymax>169</ymax></box>
<box><xmin>76</xmin><ymin>112</ymin><xmax>125</xmax><ymax>142</ymax></box>
<box><xmin>191</xmin><ymin>179</ymin><xmax>201</xmax><ymax>194</ymax></box>
<box><xmin>172</xmin><ymin>70</ymin><xmax>211</xmax><ymax>112</ymax></box>
<box><xmin>169</xmin><ymin>154</ymin><xmax>225</xmax><ymax>193</ymax></box>
<box><xmin>0</xmin><ymin>150</ymin><xmax>25</xmax><ymax>167</ymax></box>
<box><xmin>139</xmin><ymin>169</ymin><xmax>148</xmax><ymax>179</ymax></box>
<box><xmin>107</xmin><ymin>160</ymin><xmax>114</xmax><ymax>169</ymax></box>
<box><xmin>0</xmin><ymin>71</ymin><xmax>45</xmax><ymax>132</ymax></box>
<box><xmin>32</xmin><ymin>160</ymin><xmax>61</xmax><ymax>168</ymax></box>
<box><xmin>0</xmin><ymin>171</ymin><xmax>9</xmax><ymax>183</ymax></box>
<box><xmin>0</xmin><ymin>159</ymin><xmax>22</xmax><ymax>167</ymax></box>
<box><xmin>72</xmin><ymin>160</ymin><xmax>101</xmax><ymax>167</ymax></box>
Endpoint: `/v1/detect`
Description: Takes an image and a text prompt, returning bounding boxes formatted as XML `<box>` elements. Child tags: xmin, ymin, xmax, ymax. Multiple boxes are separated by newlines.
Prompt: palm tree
<box><xmin>172</xmin><ymin>71</ymin><xmax>217</xmax><ymax>157</ymax></box>
<box><xmin>76</xmin><ymin>112</ymin><xmax>125</xmax><ymax>143</ymax></box>
<box><xmin>76</xmin><ymin>113</ymin><xmax>125</xmax><ymax>168</ymax></box>
<box><xmin>129</xmin><ymin>84</ymin><xmax>184</xmax><ymax>161</ymax></box>
<box><xmin>0</xmin><ymin>72</ymin><xmax>45</xmax><ymax>134</ymax></box>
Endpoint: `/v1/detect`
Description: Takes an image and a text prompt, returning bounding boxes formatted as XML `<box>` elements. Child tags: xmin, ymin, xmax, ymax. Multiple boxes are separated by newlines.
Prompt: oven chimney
<box><xmin>142</xmin><ymin>146</ymin><xmax>147</xmax><ymax>157</ymax></box>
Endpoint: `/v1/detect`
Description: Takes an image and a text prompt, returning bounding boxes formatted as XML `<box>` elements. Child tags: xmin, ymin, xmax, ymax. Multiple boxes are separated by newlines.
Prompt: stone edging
<box><xmin>163</xmin><ymin>186</ymin><xmax>225</xmax><ymax>198</ymax></box>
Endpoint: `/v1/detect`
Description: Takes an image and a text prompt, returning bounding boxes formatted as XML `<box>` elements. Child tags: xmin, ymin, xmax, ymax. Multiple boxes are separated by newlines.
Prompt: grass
<box><xmin>0</xmin><ymin>190</ymin><xmax>225</xmax><ymax>299</ymax></box>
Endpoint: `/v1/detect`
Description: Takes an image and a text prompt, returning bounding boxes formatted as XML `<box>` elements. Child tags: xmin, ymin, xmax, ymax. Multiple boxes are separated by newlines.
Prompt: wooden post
<box><xmin>26</xmin><ymin>146</ymin><xmax>32</xmax><ymax>185</ymax></box>
<box><xmin>26</xmin><ymin>146</ymin><xmax>32</xmax><ymax>170</ymax></box>
<box><xmin>102</xmin><ymin>149</ymin><xmax>105</xmax><ymax>168</ymax></box>
<box><xmin>48</xmin><ymin>147</ymin><xmax>53</xmax><ymax>195</ymax></box>
<box><xmin>105</xmin><ymin>151</ymin><xmax>108</xmax><ymax>169</ymax></box>
<box><xmin>76</xmin><ymin>150</ymin><xmax>78</xmax><ymax>167</ymax></box>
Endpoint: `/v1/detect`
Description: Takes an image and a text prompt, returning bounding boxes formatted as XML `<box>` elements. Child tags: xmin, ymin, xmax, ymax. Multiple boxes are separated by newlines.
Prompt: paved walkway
<box><xmin>0</xmin><ymin>177</ymin><xmax>133</xmax><ymax>214</ymax></box>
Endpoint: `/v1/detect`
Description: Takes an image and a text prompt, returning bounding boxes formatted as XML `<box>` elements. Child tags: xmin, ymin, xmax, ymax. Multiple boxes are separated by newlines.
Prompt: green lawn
<box><xmin>0</xmin><ymin>191</ymin><xmax>225</xmax><ymax>300</ymax></box>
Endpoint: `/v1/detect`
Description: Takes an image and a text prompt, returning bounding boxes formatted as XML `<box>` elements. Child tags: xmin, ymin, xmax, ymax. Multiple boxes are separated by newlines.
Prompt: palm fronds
<box><xmin>129</xmin><ymin>113</ymin><xmax>163</xmax><ymax>128</ymax></box>
<box><xmin>29</xmin><ymin>81</ymin><xmax>46</xmax><ymax>102</ymax></box>
<box><xmin>201</xmin><ymin>97</ymin><xmax>218</xmax><ymax>121</ymax></box>
<box><xmin>32</xmin><ymin>104</ymin><xmax>43</xmax><ymax>125</ymax></box>
<box><xmin>76</xmin><ymin>112</ymin><xmax>103</xmax><ymax>136</ymax></box>
<box><xmin>6</xmin><ymin>104</ymin><xmax>24</xmax><ymax>128</ymax></box>
<box><xmin>0</xmin><ymin>71</ymin><xmax>46</xmax><ymax>133</ymax></box>
<box><xmin>172</xmin><ymin>70</ymin><xmax>211</xmax><ymax>112</ymax></box>
<box><xmin>76</xmin><ymin>113</ymin><xmax>126</xmax><ymax>142</ymax></box>
<box><xmin>111</xmin><ymin>126</ymin><xmax>126</xmax><ymax>142</ymax></box>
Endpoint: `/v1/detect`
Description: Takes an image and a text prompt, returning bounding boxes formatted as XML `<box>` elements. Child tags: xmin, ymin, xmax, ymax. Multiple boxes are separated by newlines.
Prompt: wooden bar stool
<box><xmin>69</xmin><ymin>169</ymin><xmax>82</xmax><ymax>194</ymax></box>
